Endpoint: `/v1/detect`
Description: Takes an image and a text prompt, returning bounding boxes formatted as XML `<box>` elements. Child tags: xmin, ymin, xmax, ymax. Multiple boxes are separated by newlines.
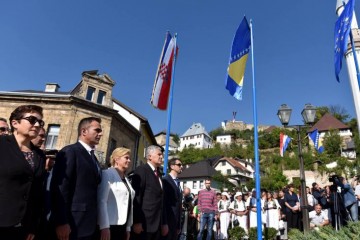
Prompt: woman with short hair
<box><xmin>97</xmin><ymin>147</ymin><xmax>135</xmax><ymax>240</ymax></box>
<box><xmin>0</xmin><ymin>105</ymin><xmax>46</xmax><ymax>240</ymax></box>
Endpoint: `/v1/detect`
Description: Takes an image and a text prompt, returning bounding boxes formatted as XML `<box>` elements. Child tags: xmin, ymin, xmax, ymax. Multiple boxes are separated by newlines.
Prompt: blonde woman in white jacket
<box><xmin>218</xmin><ymin>192</ymin><xmax>231</xmax><ymax>239</ymax></box>
<box><xmin>97</xmin><ymin>147</ymin><xmax>135</xmax><ymax>240</ymax></box>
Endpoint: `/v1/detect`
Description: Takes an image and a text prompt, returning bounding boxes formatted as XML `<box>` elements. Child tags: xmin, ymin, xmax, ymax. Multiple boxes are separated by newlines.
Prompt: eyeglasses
<box><xmin>0</xmin><ymin>127</ymin><xmax>9</xmax><ymax>132</ymax></box>
<box><xmin>93</xmin><ymin>128</ymin><xmax>102</xmax><ymax>133</ymax></box>
<box><xmin>174</xmin><ymin>163</ymin><xmax>183</xmax><ymax>167</ymax></box>
<box><xmin>21</xmin><ymin>116</ymin><xmax>45</xmax><ymax>127</ymax></box>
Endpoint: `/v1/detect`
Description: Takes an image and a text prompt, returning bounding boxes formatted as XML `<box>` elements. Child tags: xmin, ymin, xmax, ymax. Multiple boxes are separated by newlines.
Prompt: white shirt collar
<box><xmin>78</xmin><ymin>140</ymin><xmax>94</xmax><ymax>154</ymax></box>
<box><xmin>147</xmin><ymin>162</ymin><xmax>156</xmax><ymax>171</ymax></box>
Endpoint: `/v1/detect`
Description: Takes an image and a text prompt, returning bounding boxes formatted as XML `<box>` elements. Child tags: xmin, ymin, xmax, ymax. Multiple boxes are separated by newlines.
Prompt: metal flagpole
<box><xmin>250</xmin><ymin>19</ymin><xmax>262</xmax><ymax>240</ymax></box>
<box><xmin>349</xmin><ymin>29</ymin><xmax>360</xmax><ymax>89</ymax></box>
<box><xmin>163</xmin><ymin>34</ymin><xmax>178</xmax><ymax>176</ymax></box>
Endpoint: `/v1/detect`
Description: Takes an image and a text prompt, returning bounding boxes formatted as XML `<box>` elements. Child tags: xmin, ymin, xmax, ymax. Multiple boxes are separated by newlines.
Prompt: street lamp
<box><xmin>277</xmin><ymin>103</ymin><xmax>316</xmax><ymax>233</ymax></box>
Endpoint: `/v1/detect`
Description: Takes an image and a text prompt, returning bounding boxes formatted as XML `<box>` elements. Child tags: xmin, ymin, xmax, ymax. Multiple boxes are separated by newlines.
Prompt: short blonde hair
<box><xmin>110</xmin><ymin>147</ymin><xmax>131</xmax><ymax>166</ymax></box>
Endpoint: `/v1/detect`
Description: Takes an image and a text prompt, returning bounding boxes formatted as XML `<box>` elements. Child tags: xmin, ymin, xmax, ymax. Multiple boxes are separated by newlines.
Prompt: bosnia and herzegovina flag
<box><xmin>226</xmin><ymin>16</ymin><xmax>251</xmax><ymax>100</ymax></box>
<box><xmin>151</xmin><ymin>32</ymin><xmax>178</xmax><ymax>110</ymax></box>
<box><xmin>309</xmin><ymin>129</ymin><xmax>324</xmax><ymax>153</ymax></box>
<box><xmin>280</xmin><ymin>133</ymin><xmax>291</xmax><ymax>157</ymax></box>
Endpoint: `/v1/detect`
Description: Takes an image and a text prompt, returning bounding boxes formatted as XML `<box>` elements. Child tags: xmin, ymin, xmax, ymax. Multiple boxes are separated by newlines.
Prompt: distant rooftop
<box><xmin>308</xmin><ymin>113</ymin><xmax>349</xmax><ymax>132</ymax></box>
<box><xmin>181</xmin><ymin>122</ymin><xmax>211</xmax><ymax>138</ymax></box>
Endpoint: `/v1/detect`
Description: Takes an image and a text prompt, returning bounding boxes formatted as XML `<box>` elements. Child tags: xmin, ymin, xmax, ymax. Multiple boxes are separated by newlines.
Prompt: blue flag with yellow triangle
<box><xmin>225</xmin><ymin>16</ymin><xmax>251</xmax><ymax>100</ymax></box>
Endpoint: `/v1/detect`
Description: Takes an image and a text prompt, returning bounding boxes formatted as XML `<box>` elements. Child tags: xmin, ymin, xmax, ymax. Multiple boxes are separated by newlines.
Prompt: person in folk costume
<box><xmin>261</xmin><ymin>190</ymin><xmax>268</xmax><ymax>226</ymax></box>
<box><xmin>217</xmin><ymin>192</ymin><xmax>231</xmax><ymax>239</ymax></box>
<box><xmin>264</xmin><ymin>192</ymin><xmax>281</xmax><ymax>235</ymax></box>
<box><xmin>229</xmin><ymin>192</ymin><xmax>248</xmax><ymax>233</ymax></box>
<box><xmin>246</xmin><ymin>190</ymin><xmax>264</xmax><ymax>229</ymax></box>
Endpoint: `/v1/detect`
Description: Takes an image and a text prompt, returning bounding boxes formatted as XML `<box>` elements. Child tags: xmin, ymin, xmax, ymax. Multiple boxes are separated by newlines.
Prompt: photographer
<box><xmin>312</xmin><ymin>182</ymin><xmax>327</xmax><ymax>209</ymax></box>
<box><xmin>179</xmin><ymin>187</ymin><xmax>194</xmax><ymax>240</ymax></box>
<box><xmin>334</xmin><ymin>176</ymin><xmax>358</xmax><ymax>222</ymax></box>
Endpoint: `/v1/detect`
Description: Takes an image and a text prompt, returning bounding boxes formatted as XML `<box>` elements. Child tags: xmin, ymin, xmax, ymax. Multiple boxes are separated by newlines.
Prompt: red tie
<box><xmin>154</xmin><ymin>169</ymin><xmax>159</xmax><ymax>177</ymax></box>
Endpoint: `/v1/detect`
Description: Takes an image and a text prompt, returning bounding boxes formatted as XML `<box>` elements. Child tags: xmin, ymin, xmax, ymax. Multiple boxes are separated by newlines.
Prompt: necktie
<box><xmin>154</xmin><ymin>169</ymin><xmax>159</xmax><ymax>178</ymax></box>
<box><xmin>90</xmin><ymin>150</ymin><xmax>101</xmax><ymax>177</ymax></box>
<box><xmin>175</xmin><ymin>178</ymin><xmax>182</xmax><ymax>192</ymax></box>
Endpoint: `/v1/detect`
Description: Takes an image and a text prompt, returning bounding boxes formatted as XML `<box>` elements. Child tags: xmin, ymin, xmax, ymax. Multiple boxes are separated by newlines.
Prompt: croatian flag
<box><xmin>151</xmin><ymin>32</ymin><xmax>178</xmax><ymax>110</ymax></box>
<box><xmin>280</xmin><ymin>133</ymin><xmax>291</xmax><ymax>157</ymax></box>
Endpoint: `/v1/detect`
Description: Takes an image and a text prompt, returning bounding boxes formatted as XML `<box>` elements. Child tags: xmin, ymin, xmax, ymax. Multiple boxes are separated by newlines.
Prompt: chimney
<box><xmin>45</xmin><ymin>83</ymin><xmax>60</xmax><ymax>93</ymax></box>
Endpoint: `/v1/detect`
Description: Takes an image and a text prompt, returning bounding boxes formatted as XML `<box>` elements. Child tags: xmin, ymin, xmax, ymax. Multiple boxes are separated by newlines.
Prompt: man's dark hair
<box><xmin>77</xmin><ymin>117</ymin><xmax>101</xmax><ymax>136</ymax></box>
<box><xmin>0</xmin><ymin>117</ymin><xmax>7</xmax><ymax>123</ymax></box>
<box><xmin>9</xmin><ymin>105</ymin><xmax>43</xmax><ymax>132</ymax></box>
<box><xmin>169</xmin><ymin>158</ymin><xmax>181</xmax><ymax>166</ymax></box>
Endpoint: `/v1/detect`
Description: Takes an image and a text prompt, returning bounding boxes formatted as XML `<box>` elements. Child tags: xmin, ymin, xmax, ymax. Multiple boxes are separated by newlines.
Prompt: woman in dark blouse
<box><xmin>0</xmin><ymin>105</ymin><xmax>46</xmax><ymax>240</ymax></box>
<box><xmin>284</xmin><ymin>184</ymin><xmax>300</xmax><ymax>230</ymax></box>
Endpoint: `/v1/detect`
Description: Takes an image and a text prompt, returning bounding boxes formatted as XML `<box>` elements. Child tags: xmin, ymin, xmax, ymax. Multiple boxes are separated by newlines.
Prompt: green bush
<box><xmin>287</xmin><ymin>222</ymin><xmax>360</xmax><ymax>239</ymax></box>
<box><xmin>228</xmin><ymin>226</ymin><xmax>247</xmax><ymax>240</ymax></box>
<box><xmin>248</xmin><ymin>227</ymin><xmax>278</xmax><ymax>240</ymax></box>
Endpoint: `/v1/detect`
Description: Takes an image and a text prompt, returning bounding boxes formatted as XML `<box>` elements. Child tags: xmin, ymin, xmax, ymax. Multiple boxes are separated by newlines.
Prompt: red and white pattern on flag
<box><xmin>150</xmin><ymin>34</ymin><xmax>177</xmax><ymax>110</ymax></box>
<box><xmin>159</xmin><ymin>63</ymin><xmax>169</xmax><ymax>81</ymax></box>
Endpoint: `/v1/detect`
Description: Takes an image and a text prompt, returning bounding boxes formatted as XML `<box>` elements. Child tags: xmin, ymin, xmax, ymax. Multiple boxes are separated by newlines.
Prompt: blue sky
<box><xmin>0</xmin><ymin>1</ymin><xmax>357</xmax><ymax>135</ymax></box>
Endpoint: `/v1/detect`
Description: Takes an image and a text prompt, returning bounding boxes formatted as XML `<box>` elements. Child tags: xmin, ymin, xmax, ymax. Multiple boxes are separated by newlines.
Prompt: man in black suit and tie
<box><xmin>131</xmin><ymin>145</ymin><xmax>168</xmax><ymax>240</ymax></box>
<box><xmin>50</xmin><ymin>117</ymin><xmax>103</xmax><ymax>240</ymax></box>
<box><xmin>162</xmin><ymin>158</ymin><xmax>183</xmax><ymax>240</ymax></box>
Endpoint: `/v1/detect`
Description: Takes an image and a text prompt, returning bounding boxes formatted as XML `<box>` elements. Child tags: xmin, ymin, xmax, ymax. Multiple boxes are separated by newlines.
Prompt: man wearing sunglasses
<box><xmin>0</xmin><ymin>117</ymin><xmax>10</xmax><ymax>135</ymax></box>
<box><xmin>51</xmin><ymin>117</ymin><xmax>103</xmax><ymax>240</ymax></box>
<box><xmin>162</xmin><ymin>158</ymin><xmax>184</xmax><ymax>240</ymax></box>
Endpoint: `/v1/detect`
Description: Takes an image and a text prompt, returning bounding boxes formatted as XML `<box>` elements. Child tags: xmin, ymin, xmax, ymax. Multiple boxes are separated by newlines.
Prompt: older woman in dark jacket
<box><xmin>0</xmin><ymin>105</ymin><xmax>46</xmax><ymax>240</ymax></box>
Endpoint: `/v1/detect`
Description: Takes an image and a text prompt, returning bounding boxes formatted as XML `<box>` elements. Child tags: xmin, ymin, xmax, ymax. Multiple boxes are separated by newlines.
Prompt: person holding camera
<box><xmin>334</xmin><ymin>177</ymin><xmax>358</xmax><ymax>222</ymax></box>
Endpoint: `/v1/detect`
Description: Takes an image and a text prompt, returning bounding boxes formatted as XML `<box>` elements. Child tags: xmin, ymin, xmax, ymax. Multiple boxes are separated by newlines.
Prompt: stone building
<box><xmin>0</xmin><ymin>70</ymin><xmax>156</xmax><ymax>170</ymax></box>
<box><xmin>154</xmin><ymin>130</ymin><xmax>179</xmax><ymax>152</ymax></box>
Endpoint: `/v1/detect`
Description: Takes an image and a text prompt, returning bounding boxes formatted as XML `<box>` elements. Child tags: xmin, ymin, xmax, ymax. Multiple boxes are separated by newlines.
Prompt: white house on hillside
<box><xmin>216</xmin><ymin>134</ymin><xmax>235</xmax><ymax>145</ymax></box>
<box><xmin>213</xmin><ymin>157</ymin><xmax>254</xmax><ymax>186</ymax></box>
<box><xmin>179</xmin><ymin>123</ymin><xmax>212</xmax><ymax>151</ymax></box>
<box><xmin>308</xmin><ymin>113</ymin><xmax>356</xmax><ymax>159</ymax></box>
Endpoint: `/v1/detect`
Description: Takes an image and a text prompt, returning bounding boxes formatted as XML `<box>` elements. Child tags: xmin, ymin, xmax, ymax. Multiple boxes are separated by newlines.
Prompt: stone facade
<box><xmin>0</xmin><ymin>70</ymin><xmax>152</xmax><ymax>170</ymax></box>
<box><xmin>222</xmin><ymin>120</ymin><xmax>271</xmax><ymax>132</ymax></box>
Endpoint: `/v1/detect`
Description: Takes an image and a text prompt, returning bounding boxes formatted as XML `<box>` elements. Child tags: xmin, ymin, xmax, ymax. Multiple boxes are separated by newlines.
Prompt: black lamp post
<box><xmin>277</xmin><ymin>103</ymin><xmax>316</xmax><ymax>233</ymax></box>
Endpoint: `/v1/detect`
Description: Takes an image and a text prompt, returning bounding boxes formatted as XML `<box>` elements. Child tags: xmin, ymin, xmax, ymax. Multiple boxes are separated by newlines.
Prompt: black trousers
<box><xmin>286</xmin><ymin>211</ymin><xmax>300</xmax><ymax>230</ymax></box>
<box><xmin>109</xmin><ymin>225</ymin><xmax>127</xmax><ymax>239</ymax></box>
<box><xmin>0</xmin><ymin>226</ymin><xmax>26</xmax><ymax>240</ymax></box>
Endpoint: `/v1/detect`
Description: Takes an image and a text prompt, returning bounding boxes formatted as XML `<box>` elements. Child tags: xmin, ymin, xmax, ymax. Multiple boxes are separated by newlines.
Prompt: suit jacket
<box><xmin>131</xmin><ymin>163</ymin><xmax>166</xmax><ymax>233</ymax></box>
<box><xmin>97</xmin><ymin>168</ymin><xmax>135</xmax><ymax>231</ymax></box>
<box><xmin>50</xmin><ymin>142</ymin><xmax>101</xmax><ymax>238</ymax></box>
<box><xmin>162</xmin><ymin>174</ymin><xmax>182</xmax><ymax>232</ymax></box>
<box><xmin>0</xmin><ymin>135</ymin><xmax>46</xmax><ymax>233</ymax></box>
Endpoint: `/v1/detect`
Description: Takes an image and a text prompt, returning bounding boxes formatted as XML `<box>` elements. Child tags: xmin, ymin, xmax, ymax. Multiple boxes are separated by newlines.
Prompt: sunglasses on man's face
<box><xmin>0</xmin><ymin>127</ymin><xmax>9</xmax><ymax>132</ymax></box>
<box><xmin>21</xmin><ymin>116</ymin><xmax>45</xmax><ymax>127</ymax></box>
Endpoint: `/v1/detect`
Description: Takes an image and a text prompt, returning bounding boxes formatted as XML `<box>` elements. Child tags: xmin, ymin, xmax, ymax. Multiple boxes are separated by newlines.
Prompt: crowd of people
<box><xmin>0</xmin><ymin>104</ymin><xmax>185</xmax><ymax>240</ymax></box>
<box><xmin>180</xmin><ymin>179</ymin><xmax>360</xmax><ymax>240</ymax></box>
<box><xmin>1</xmin><ymin>104</ymin><xmax>360</xmax><ymax>240</ymax></box>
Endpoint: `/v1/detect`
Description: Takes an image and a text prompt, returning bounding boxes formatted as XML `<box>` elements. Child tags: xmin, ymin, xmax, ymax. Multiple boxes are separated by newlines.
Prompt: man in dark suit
<box><xmin>50</xmin><ymin>117</ymin><xmax>103</xmax><ymax>240</ymax></box>
<box><xmin>162</xmin><ymin>158</ymin><xmax>183</xmax><ymax>240</ymax></box>
<box><xmin>131</xmin><ymin>145</ymin><xmax>168</xmax><ymax>240</ymax></box>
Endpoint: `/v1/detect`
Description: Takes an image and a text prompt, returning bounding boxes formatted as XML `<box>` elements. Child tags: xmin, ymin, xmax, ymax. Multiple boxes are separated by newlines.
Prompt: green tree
<box><xmin>172</xmin><ymin>134</ymin><xmax>180</xmax><ymax>145</ymax></box>
<box><xmin>314</xmin><ymin>105</ymin><xmax>349</xmax><ymax>124</ymax></box>
<box><xmin>323</xmin><ymin>129</ymin><xmax>342</xmax><ymax>157</ymax></box>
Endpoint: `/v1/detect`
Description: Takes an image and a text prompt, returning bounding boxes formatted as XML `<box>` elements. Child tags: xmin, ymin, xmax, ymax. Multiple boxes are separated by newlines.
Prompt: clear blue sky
<box><xmin>0</xmin><ymin>1</ymin><xmax>357</xmax><ymax>135</ymax></box>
